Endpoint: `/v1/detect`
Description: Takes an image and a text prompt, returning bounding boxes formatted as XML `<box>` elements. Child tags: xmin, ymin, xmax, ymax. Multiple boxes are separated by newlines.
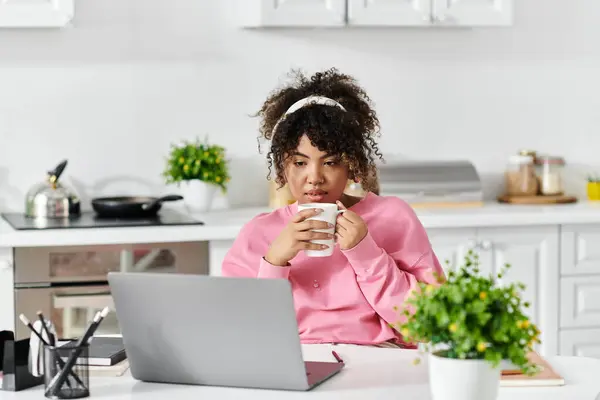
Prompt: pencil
<box><xmin>37</xmin><ymin>311</ymin><xmax>55</xmax><ymax>346</ymax></box>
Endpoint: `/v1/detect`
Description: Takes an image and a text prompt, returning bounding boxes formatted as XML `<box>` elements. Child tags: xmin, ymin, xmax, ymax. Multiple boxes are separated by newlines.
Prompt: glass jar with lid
<box><xmin>505</xmin><ymin>154</ymin><xmax>539</xmax><ymax>196</ymax></box>
<box><xmin>536</xmin><ymin>155</ymin><xmax>565</xmax><ymax>195</ymax></box>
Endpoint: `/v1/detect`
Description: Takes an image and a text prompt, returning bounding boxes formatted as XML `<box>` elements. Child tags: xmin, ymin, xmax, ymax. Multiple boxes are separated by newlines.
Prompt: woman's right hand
<box><xmin>264</xmin><ymin>208</ymin><xmax>334</xmax><ymax>266</ymax></box>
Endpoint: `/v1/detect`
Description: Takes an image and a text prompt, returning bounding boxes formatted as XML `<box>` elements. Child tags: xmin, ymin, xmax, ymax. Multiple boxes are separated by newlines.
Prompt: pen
<box><xmin>46</xmin><ymin>307</ymin><xmax>110</xmax><ymax>396</ymax></box>
<box><xmin>332</xmin><ymin>350</ymin><xmax>344</xmax><ymax>364</ymax></box>
<box><xmin>37</xmin><ymin>311</ymin><xmax>55</xmax><ymax>346</ymax></box>
<box><xmin>18</xmin><ymin>314</ymin><xmax>79</xmax><ymax>388</ymax></box>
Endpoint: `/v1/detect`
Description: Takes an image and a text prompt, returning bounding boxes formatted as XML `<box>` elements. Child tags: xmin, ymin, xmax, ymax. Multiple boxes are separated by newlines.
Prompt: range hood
<box><xmin>377</xmin><ymin>160</ymin><xmax>483</xmax><ymax>206</ymax></box>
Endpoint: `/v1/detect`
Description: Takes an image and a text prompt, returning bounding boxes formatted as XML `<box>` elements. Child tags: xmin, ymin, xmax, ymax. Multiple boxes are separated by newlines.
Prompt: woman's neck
<box><xmin>338</xmin><ymin>193</ymin><xmax>363</xmax><ymax>209</ymax></box>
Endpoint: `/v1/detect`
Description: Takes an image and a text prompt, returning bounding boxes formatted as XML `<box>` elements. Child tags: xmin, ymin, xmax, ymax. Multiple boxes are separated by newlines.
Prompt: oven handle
<box><xmin>53</xmin><ymin>292</ymin><xmax>115</xmax><ymax>311</ymax></box>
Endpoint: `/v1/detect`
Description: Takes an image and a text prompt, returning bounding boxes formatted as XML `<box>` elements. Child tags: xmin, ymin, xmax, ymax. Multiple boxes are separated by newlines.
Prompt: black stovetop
<box><xmin>1</xmin><ymin>210</ymin><xmax>204</xmax><ymax>230</ymax></box>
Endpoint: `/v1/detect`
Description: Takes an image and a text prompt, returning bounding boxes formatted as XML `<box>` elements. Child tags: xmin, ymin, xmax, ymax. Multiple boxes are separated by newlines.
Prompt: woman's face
<box><xmin>283</xmin><ymin>135</ymin><xmax>350</xmax><ymax>204</ymax></box>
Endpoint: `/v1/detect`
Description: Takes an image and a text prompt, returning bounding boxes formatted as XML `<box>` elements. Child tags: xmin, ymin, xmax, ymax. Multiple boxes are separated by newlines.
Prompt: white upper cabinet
<box><xmin>0</xmin><ymin>0</ymin><xmax>74</xmax><ymax>28</ymax></box>
<box><xmin>238</xmin><ymin>0</ymin><xmax>513</xmax><ymax>27</ymax></box>
<box><xmin>347</xmin><ymin>0</ymin><xmax>431</xmax><ymax>27</ymax></box>
<box><xmin>239</xmin><ymin>0</ymin><xmax>346</xmax><ymax>27</ymax></box>
<box><xmin>432</xmin><ymin>0</ymin><xmax>513</xmax><ymax>27</ymax></box>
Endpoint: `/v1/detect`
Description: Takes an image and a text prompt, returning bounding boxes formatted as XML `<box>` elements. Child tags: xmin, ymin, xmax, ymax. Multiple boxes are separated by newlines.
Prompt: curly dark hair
<box><xmin>254</xmin><ymin>68</ymin><xmax>383</xmax><ymax>193</ymax></box>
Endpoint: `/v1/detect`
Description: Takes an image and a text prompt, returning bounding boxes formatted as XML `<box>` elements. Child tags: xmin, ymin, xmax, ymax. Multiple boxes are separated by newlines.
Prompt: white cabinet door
<box><xmin>239</xmin><ymin>0</ymin><xmax>346</xmax><ymax>27</ymax></box>
<box><xmin>0</xmin><ymin>247</ymin><xmax>15</xmax><ymax>333</ymax></box>
<box><xmin>432</xmin><ymin>0</ymin><xmax>513</xmax><ymax>26</ymax></box>
<box><xmin>561</xmin><ymin>224</ymin><xmax>600</xmax><ymax>276</ymax></box>
<box><xmin>560</xmin><ymin>329</ymin><xmax>600</xmax><ymax>358</ymax></box>
<box><xmin>426</xmin><ymin>228</ymin><xmax>476</xmax><ymax>276</ymax></box>
<box><xmin>0</xmin><ymin>0</ymin><xmax>74</xmax><ymax>27</ymax></box>
<box><xmin>560</xmin><ymin>276</ymin><xmax>600</xmax><ymax>329</ymax></box>
<box><xmin>347</xmin><ymin>0</ymin><xmax>431</xmax><ymax>26</ymax></box>
<box><xmin>477</xmin><ymin>226</ymin><xmax>560</xmax><ymax>356</ymax></box>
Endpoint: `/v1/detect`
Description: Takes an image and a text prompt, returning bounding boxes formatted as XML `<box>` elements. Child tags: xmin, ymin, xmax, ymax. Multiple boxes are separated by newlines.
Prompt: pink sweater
<box><xmin>221</xmin><ymin>192</ymin><xmax>445</xmax><ymax>346</ymax></box>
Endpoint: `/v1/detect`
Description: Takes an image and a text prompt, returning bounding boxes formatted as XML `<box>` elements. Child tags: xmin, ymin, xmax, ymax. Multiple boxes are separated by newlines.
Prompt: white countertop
<box><xmin>1</xmin><ymin>201</ymin><xmax>600</xmax><ymax>248</ymax></box>
<box><xmin>1</xmin><ymin>344</ymin><xmax>599</xmax><ymax>399</ymax></box>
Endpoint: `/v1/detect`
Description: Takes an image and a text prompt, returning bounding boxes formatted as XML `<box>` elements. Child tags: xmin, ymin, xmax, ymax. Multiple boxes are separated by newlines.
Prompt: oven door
<box><xmin>14</xmin><ymin>284</ymin><xmax>118</xmax><ymax>340</ymax></box>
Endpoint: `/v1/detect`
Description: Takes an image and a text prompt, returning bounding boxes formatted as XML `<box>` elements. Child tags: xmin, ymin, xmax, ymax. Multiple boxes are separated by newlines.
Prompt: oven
<box><xmin>13</xmin><ymin>241</ymin><xmax>208</xmax><ymax>340</ymax></box>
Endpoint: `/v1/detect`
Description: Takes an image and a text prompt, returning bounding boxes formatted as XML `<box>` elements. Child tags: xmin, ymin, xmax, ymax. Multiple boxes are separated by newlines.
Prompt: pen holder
<box><xmin>1</xmin><ymin>333</ymin><xmax>44</xmax><ymax>392</ymax></box>
<box><xmin>43</xmin><ymin>344</ymin><xmax>90</xmax><ymax>399</ymax></box>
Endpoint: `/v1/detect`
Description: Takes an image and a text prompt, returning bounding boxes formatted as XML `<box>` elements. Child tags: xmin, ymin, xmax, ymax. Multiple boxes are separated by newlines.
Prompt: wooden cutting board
<box><xmin>497</xmin><ymin>194</ymin><xmax>578</xmax><ymax>205</ymax></box>
<box><xmin>500</xmin><ymin>352</ymin><xmax>565</xmax><ymax>387</ymax></box>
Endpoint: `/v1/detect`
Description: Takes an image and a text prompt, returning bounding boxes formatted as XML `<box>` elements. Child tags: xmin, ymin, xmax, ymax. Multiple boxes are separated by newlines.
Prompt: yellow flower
<box><xmin>476</xmin><ymin>342</ymin><xmax>487</xmax><ymax>352</ymax></box>
<box><xmin>479</xmin><ymin>291</ymin><xmax>487</xmax><ymax>300</ymax></box>
<box><xmin>516</xmin><ymin>320</ymin><xmax>524</xmax><ymax>329</ymax></box>
<box><xmin>215</xmin><ymin>158</ymin><xmax>221</xmax><ymax>164</ymax></box>
<box><xmin>204</xmin><ymin>152</ymin><xmax>209</xmax><ymax>157</ymax></box>
<box><xmin>400</xmin><ymin>328</ymin><xmax>410</xmax><ymax>337</ymax></box>
<box><xmin>522</xmin><ymin>320</ymin><xmax>530</xmax><ymax>328</ymax></box>
<box><xmin>178</xmin><ymin>157</ymin><xmax>185</xmax><ymax>164</ymax></box>
<box><xmin>449</xmin><ymin>323</ymin><xmax>458</xmax><ymax>333</ymax></box>
<box><xmin>183</xmin><ymin>165</ymin><xmax>189</xmax><ymax>172</ymax></box>
<box><xmin>216</xmin><ymin>176</ymin><xmax>221</xmax><ymax>183</ymax></box>
<box><xmin>425</xmin><ymin>285</ymin><xmax>434</xmax><ymax>295</ymax></box>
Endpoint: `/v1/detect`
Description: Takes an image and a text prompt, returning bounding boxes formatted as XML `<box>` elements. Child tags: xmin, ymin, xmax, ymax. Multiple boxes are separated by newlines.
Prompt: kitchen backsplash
<box><xmin>0</xmin><ymin>0</ymin><xmax>599</xmax><ymax>211</ymax></box>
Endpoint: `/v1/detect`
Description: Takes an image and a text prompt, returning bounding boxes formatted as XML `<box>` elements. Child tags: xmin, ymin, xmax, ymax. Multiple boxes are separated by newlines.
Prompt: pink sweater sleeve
<box><xmin>221</xmin><ymin>217</ymin><xmax>291</xmax><ymax>280</ymax></box>
<box><xmin>341</xmin><ymin>201</ymin><xmax>445</xmax><ymax>328</ymax></box>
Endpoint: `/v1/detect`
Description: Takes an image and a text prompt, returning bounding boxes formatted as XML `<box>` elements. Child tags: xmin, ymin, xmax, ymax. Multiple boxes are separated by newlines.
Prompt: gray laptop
<box><xmin>107</xmin><ymin>272</ymin><xmax>344</xmax><ymax>391</ymax></box>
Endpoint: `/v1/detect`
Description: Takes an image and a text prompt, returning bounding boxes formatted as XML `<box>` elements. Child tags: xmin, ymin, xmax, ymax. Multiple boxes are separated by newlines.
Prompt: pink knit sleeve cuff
<box><xmin>258</xmin><ymin>257</ymin><xmax>291</xmax><ymax>279</ymax></box>
<box><xmin>341</xmin><ymin>231</ymin><xmax>383</xmax><ymax>264</ymax></box>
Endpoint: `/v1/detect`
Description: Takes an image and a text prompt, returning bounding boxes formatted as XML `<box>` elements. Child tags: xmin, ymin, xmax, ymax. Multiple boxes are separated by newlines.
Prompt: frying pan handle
<box><xmin>48</xmin><ymin>160</ymin><xmax>68</xmax><ymax>183</ymax></box>
<box><xmin>141</xmin><ymin>195</ymin><xmax>184</xmax><ymax>210</ymax></box>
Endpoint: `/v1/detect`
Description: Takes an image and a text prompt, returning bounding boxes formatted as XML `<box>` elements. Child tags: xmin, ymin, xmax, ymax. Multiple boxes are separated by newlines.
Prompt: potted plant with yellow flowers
<box><xmin>395</xmin><ymin>250</ymin><xmax>541</xmax><ymax>400</ymax></box>
<box><xmin>162</xmin><ymin>137</ymin><xmax>230</xmax><ymax>212</ymax></box>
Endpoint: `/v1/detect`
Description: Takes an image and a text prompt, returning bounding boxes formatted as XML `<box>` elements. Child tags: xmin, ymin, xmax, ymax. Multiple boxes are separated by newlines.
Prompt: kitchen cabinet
<box><xmin>0</xmin><ymin>247</ymin><xmax>15</xmax><ymax>333</ymax></box>
<box><xmin>239</xmin><ymin>0</ymin><xmax>513</xmax><ymax>28</ymax></box>
<box><xmin>238</xmin><ymin>0</ymin><xmax>346</xmax><ymax>28</ymax></box>
<box><xmin>347</xmin><ymin>0</ymin><xmax>432</xmax><ymax>27</ymax></box>
<box><xmin>558</xmin><ymin>224</ymin><xmax>600</xmax><ymax>357</ymax></box>
<box><xmin>0</xmin><ymin>0</ymin><xmax>74</xmax><ymax>28</ymax></box>
<box><xmin>431</xmin><ymin>0</ymin><xmax>513</xmax><ymax>27</ymax></box>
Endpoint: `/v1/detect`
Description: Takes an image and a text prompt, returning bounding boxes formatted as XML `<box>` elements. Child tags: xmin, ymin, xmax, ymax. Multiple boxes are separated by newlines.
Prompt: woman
<box><xmin>221</xmin><ymin>68</ymin><xmax>445</xmax><ymax>347</ymax></box>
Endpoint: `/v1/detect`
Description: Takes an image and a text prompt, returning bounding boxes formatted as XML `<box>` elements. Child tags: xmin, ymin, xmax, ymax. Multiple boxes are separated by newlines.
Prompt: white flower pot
<box><xmin>428</xmin><ymin>352</ymin><xmax>501</xmax><ymax>400</ymax></box>
<box><xmin>179</xmin><ymin>180</ymin><xmax>218</xmax><ymax>213</ymax></box>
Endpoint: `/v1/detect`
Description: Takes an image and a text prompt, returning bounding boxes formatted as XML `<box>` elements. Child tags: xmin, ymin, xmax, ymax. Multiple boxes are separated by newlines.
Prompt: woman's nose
<box><xmin>307</xmin><ymin>166</ymin><xmax>324</xmax><ymax>185</ymax></box>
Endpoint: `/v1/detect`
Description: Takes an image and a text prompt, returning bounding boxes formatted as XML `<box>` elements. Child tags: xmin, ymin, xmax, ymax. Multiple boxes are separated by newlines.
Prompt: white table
<box><xmin>2</xmin><ymin>344</ymin><xmax>600</xmax><ymax>399</ymax></box>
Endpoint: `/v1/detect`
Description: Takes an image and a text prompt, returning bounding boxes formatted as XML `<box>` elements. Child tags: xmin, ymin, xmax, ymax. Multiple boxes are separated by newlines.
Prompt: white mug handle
<box><xmin>336</xmin><ymin>210</ymin><xmax>346</xmax><ymax>215</ymax></box>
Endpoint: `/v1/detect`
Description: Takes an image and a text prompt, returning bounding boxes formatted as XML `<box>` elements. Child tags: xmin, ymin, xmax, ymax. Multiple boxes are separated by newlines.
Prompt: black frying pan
<box><xmin>91</xmin><ymin>194</ymin><xmax>183</xmax><ymax>218</ymax></box>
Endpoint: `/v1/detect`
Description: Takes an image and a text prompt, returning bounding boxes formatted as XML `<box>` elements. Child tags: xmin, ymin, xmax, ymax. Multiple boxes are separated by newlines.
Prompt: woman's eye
<box><xmin>294</xmin><ymin>161</ymin><xmax>305</xmax><ymax>167</ymax></box>
<box><xmin>324</xmin><ymin>161</ymin><xmax>337</xmax><ymax>166</ymax></box>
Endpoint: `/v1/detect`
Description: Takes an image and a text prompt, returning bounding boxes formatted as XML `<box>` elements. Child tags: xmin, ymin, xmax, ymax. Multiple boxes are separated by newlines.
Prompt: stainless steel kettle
<box><xmin>25</xmin><ymin>160</ymin><xmax>81</xmax><ymax>218</ymax></box>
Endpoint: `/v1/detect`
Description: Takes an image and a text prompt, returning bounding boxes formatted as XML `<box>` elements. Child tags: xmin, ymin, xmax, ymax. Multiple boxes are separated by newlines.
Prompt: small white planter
<box><xmin>179</xmin><ymin>180</ymin><xmax>218</xmax><ymax>212</ymax></box>
<box><xmin>428</xmin><ymin>352</ymin><xmax>501</xmax><ymax>400</ymax></box>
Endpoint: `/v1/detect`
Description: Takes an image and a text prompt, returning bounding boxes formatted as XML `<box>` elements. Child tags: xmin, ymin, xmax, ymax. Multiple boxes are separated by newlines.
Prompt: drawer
<box><xmin>559</xmin><ymin>329</ymin><xmax>600</xmax><ymax>358</ymax></box>
<box><xmin>560</xmin><ymin>276</ymin><xmax>600</xmax><ymax>328</ymax></box>
<box><xmin>561</xmin><ymin>225</ymin><xmax>600</xmax><ymax>275</ymax></box>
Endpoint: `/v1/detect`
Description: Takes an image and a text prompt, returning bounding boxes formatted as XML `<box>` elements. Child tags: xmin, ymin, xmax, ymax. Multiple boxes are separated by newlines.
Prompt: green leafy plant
<box><xmin>394</xmin><ymin>250</ymin><xmax>541</xmax><ymax>376</ymax></box>
<box><xmin>162</xmin><ymin>137</ymin><xmax>230</xmax><ymax>192</ymax></box>
<box><xmin>587</xmin><ymin>174</ymin><xmax>600</xmax><ymax>183</ymax></box>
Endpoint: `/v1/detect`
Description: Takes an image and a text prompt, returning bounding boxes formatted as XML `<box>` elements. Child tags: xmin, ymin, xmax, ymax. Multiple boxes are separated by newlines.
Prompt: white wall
<box><xmin>0</xmin><ymin>0</ymin><xmax>599</xmax><ymax>212</ymax></box>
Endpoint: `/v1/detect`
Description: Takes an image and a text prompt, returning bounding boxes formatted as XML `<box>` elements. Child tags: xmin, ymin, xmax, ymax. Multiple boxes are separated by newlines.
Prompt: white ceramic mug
<box><xmin>297</xmin><ymin>203</ymin><xmax>345</xmax><ymax>257</ymax></box>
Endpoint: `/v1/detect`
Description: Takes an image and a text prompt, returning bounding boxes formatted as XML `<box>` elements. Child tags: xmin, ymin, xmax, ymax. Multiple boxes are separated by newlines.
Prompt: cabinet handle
<box><xmin>479</xmin><ymin>240</ymin><xmax>492</xmax><ymax>250</ymax></box>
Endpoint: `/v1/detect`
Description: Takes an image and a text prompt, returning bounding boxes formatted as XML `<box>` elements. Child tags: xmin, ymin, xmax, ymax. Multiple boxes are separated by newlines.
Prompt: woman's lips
<box><xmin>306</xmin><ymin>190</ymin><xmax>326</xmax><ymax>202</ymax></box>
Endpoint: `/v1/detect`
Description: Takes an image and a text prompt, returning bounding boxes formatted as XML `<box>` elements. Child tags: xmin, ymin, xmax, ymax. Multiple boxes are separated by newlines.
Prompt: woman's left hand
<box><xmin>335</xmin><ymin>200</ymin><xmax>368</xmax><ymax>250</ymax></box>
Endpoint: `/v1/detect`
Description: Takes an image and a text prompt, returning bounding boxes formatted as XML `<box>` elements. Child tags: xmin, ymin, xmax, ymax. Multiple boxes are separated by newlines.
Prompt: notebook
<box><xmin>61</xmin><ymin>337</ymin><xmax>127</xmax><ymax>366</ymax></box>
<box><xmin>500</xmin><ymin>352</ymin><xmax>565</xmax><ymax>387</ymax></box>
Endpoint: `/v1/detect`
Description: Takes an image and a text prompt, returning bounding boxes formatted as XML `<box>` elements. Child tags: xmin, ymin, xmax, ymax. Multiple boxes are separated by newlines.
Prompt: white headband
<box><xmin>272</xmin><ymin>95</ymin><xmax>346</xmax><ymax>134</ymax></box>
